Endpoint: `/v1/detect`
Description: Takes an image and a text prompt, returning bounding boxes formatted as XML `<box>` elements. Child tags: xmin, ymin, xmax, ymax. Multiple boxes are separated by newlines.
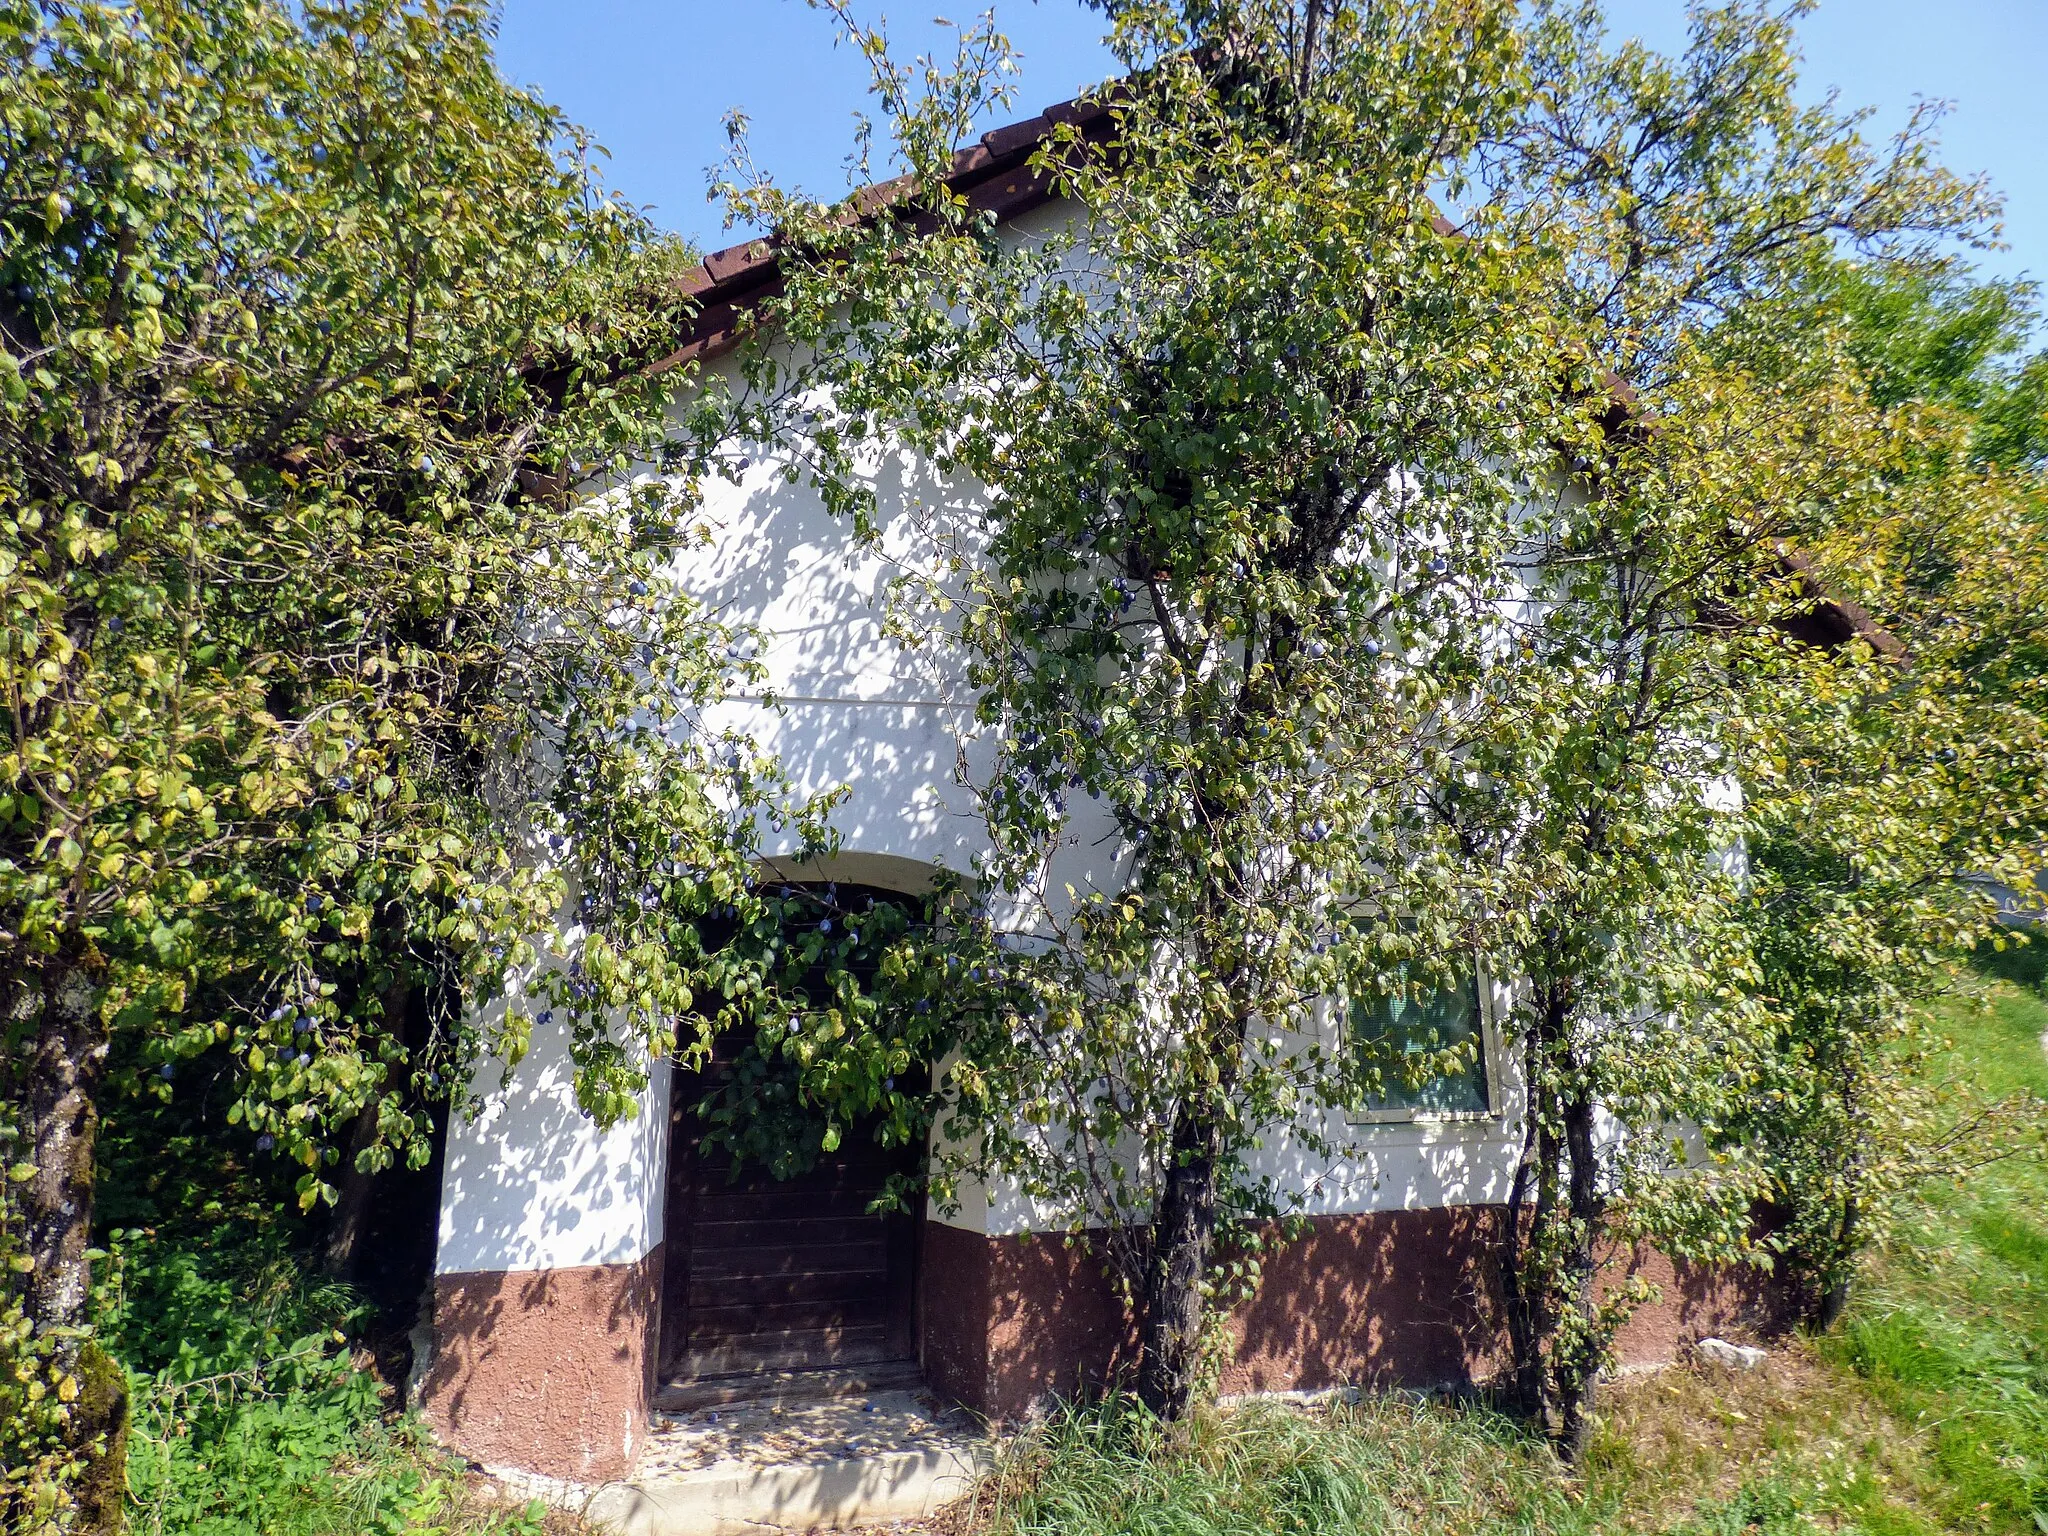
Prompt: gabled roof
<box><xmin>653</xmin><ymin>91</ymin><xmax>1120</xmax><ymax>373</ymax></box>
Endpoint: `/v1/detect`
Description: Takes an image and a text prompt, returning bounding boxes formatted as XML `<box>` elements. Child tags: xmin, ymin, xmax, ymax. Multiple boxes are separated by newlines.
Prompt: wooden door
<box><xmin>659</xmin><ymin>1065</ymin><xmax>921</xmax><ymax>1383</ymax></box>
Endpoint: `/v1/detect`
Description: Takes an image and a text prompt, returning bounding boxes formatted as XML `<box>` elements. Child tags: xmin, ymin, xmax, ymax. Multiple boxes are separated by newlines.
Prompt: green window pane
<box><xmin>1350</xmin><ymin>970</ymin><xmax>1490</xmax><ymax>1115</ymax></box>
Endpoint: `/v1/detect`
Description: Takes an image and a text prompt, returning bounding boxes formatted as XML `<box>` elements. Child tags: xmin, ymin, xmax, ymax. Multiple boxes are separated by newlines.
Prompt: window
<box><xmin>1348</xmin><ymin>966</ymin><xmax>1494</xmax><ymax>1120</ymax></box>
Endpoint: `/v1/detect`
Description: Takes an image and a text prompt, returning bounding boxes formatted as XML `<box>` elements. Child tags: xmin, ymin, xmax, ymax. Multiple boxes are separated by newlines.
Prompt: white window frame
<box><xmin>1344</xmin><ymin>962</ymin><xmax>1506</xmax><ymax>1127</ymax></box>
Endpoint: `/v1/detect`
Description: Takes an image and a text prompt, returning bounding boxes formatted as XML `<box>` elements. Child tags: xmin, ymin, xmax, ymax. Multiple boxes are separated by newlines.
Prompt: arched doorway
<box><xmin>655</xmin><ymin>880</ymin><xmax>933</xmax><ymax>1406</ymax></box>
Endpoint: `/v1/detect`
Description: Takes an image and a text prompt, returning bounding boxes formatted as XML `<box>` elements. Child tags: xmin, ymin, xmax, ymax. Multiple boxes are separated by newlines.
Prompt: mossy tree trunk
<box><xmin>20</xmin><ymin>945</ymin><xmax>128</xmax><ymax>1530</ymax></box>
<box><xmin>70</xmin><ymin>1342</ymin><xmax>130</xmax><ymax>1535</ymax></box>
<box><xmin>25</xmin><ymin>951</ymin><xmax>108</xmax><ymax>1350</ymax></box>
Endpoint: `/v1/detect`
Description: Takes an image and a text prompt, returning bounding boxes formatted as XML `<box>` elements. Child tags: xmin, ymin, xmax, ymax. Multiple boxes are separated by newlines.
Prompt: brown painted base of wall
<box><xmin>424</xmin><ymin>1212</ymin><xmax>1784</xmax><ymax>1479</ymax></box>
<box><xmin>920</xmin><ymin>1209</ymin><xmax>1785</xmax><ymax>1419</ymax></box>
<box><xmin>421</xmin><ymin>1244</ymin><xmax>664</xmax><ymax>1483</ymax></box>
<box><xmin>921</xmin><ymin>1222</ymin><xmax>1138</xmax><ymax>1415</ymax></box>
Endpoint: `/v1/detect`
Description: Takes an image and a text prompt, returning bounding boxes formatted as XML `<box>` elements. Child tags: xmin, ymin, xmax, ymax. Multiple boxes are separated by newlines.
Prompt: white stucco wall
<box><xmin>951</xmin><ymin>1107</ymin><xmax>1528</xmax><ymax>1238</ymax></box>
<box><xmin>681</xmin><ymin>422</ymin><xmax>998</xmax><ymax>879</ymax></box>
<box><xmin>434</xmin><ymin>195</ymin><xmax>1543</xmax><ymax>1275</ymax></box>
<box><xmin>435</xmin><ymin>993</ymin><xmax>671</xmax><ymax>1275</ymax></box>
<box><xmin>957</xmin><ymin>974</ymin><xmax>1531</xmax><ymax>1238</ymax></box>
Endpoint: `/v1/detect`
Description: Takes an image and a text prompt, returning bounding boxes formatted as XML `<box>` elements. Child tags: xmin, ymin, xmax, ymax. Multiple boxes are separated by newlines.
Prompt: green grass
<box><xmin>111</xmin><ymin>1237</ymin><xmax>556</xmax><ymax>1536</ymax></box>
<box><xmin>972</xmin><ymin>1393</ymin><xmax>1590</xmax><ymax>1536</ymax></box>
<box><xmin>961</xmin><ymin>971</ymin><xmax>2048</xmax><ymax>1536</ymax></box>
<box><xmin>1816</xmin><ymin>972</ymin><xmax>2048</xmax><ymax>1533</ymax></box>
<box><xmin>970</xmin><ymin>1372</ymin><xmax>1943</xmax><ymax>1536</ymax></box>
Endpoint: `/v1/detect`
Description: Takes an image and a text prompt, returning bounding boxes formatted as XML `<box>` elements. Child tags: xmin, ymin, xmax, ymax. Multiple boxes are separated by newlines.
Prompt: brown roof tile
<box><xmin>703</xmin><ymin>238</ymin><xmax>776</xmax><ymax>284</ymax></box>
<box><xmin>948</xmin><ymin>143</ymin><xmax>996</xmax><ymax>178</ymax></box>
<box><xmin>980</xmin><ymin>115</ymin><xmax>1052</xmax><ymax>157</ymax></box>
<box><xmin>655</xmin><ymin>91</ymin><xmax>1114</xmax><ymax>371</ymax></box>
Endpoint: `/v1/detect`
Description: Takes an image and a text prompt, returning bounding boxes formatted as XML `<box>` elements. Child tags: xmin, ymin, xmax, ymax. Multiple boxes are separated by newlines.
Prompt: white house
<box><xmin>416</xmin><ymin>95</ymin><xmax>1805</xmax><ymax>1483</ymax></box>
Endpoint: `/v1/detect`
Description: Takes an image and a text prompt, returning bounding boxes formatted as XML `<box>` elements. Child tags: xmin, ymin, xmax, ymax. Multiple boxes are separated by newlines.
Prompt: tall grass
<box><xmin>96</xmin><ymin>1098</ymin><xmax>570</xmax><ymax>1536</ymax></box>
<box><xmin>109</xmin><ymin>1235</ymin><xmax>553</xmax><ymax>1536</ymax></box>
<box><xmin>1820</xmin><ymin>968</ymin><xmax>2048</xmax><ymax>1532</ymax></box>
<box><xmin>975</xmin><ymin>1393</ymin><xmax>1587</xmax><ymax>1536</ymax></box>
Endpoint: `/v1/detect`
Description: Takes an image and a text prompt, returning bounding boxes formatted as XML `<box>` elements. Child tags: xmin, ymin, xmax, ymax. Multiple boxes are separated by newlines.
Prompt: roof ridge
<box><xmin>658</xmin><ymin>92</ymin><xmax>1118</xmax><ymax>371</ymax></box>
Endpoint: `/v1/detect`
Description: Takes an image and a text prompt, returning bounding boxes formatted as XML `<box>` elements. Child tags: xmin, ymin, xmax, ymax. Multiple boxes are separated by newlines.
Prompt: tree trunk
<box><xmin>1500</xmin><ymin>1020</ymin><xmax>1551</xmax><ymax>1419</ymax></box>
<box><xmin>1135</xmin><ymin>1102</ymin><xmax>1222</xmax><ymax>1420</ymax></box>
<box><xmin>323</xmin><ymin>971</ymin><xmax>410</xmax><ymax>1279</ymax></box>
<box><xmin>1813</xmin><ymin>1190</ymin><xmax>1858</xmax><ymax>1330</ymax></box>
<box><xmin>322</xmin><ymin>1098</ymin><xmax>383</xmax><ymax>1280</ymax></box>
<box><xmin>1812</xmin><ymin>1061</ymin><xmax>1865</xmax><ymax>1329</ymax></box>
<box><xmin>24</xmin><ymin>954</ymin><xmax>109</xmax><ymax>1358</ymax></box>
<box><xmin>1554</xmin><ymin>1090</ymin><xmax>1603</xmax><ymax>1463</ymax></box>
<box><xmin>1499</xmin><ymin>979</ymin><xmax>1609</xmax><ymax>1460</ymax></box>
<box><xmin>19</xmin><ymin>948</ymin><xmax>129</xmax><ymax>1532</ymax></box>
<box><xmin>1503</xmin><ymin>982</ymin><xmax>1577</xmax><ymax>1425</ymax></box>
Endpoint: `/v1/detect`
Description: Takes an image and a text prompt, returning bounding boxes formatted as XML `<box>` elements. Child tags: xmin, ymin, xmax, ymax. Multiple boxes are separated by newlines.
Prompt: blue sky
<box><xmin>495</xmin><ymin>0</ymin><xmax>2043</xmax><ymax>290</ymax></box>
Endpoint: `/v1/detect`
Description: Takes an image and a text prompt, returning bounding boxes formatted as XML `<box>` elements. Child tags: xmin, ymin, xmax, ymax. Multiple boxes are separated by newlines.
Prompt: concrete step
<box><xmin>587</xmin><ymin>1442</ymin><xmax>987</xmax><ymax>1535</ymax></box>
<box><xmin>591</xmin><ymin>1385</ymin><xmax>991</xmax><ymax>1534</ymax></box>
<box><xmin>653</xmin><ymin>1361</ymin><xmax>923</xmax><ymax>1414</ymax></box>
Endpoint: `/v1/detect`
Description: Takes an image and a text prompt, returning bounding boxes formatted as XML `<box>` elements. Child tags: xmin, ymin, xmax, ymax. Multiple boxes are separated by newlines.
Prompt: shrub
<box><xmin>92</xmin><ymin>1069</ymin><xmax>554</xmax><ymax>1536</ymax></box>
